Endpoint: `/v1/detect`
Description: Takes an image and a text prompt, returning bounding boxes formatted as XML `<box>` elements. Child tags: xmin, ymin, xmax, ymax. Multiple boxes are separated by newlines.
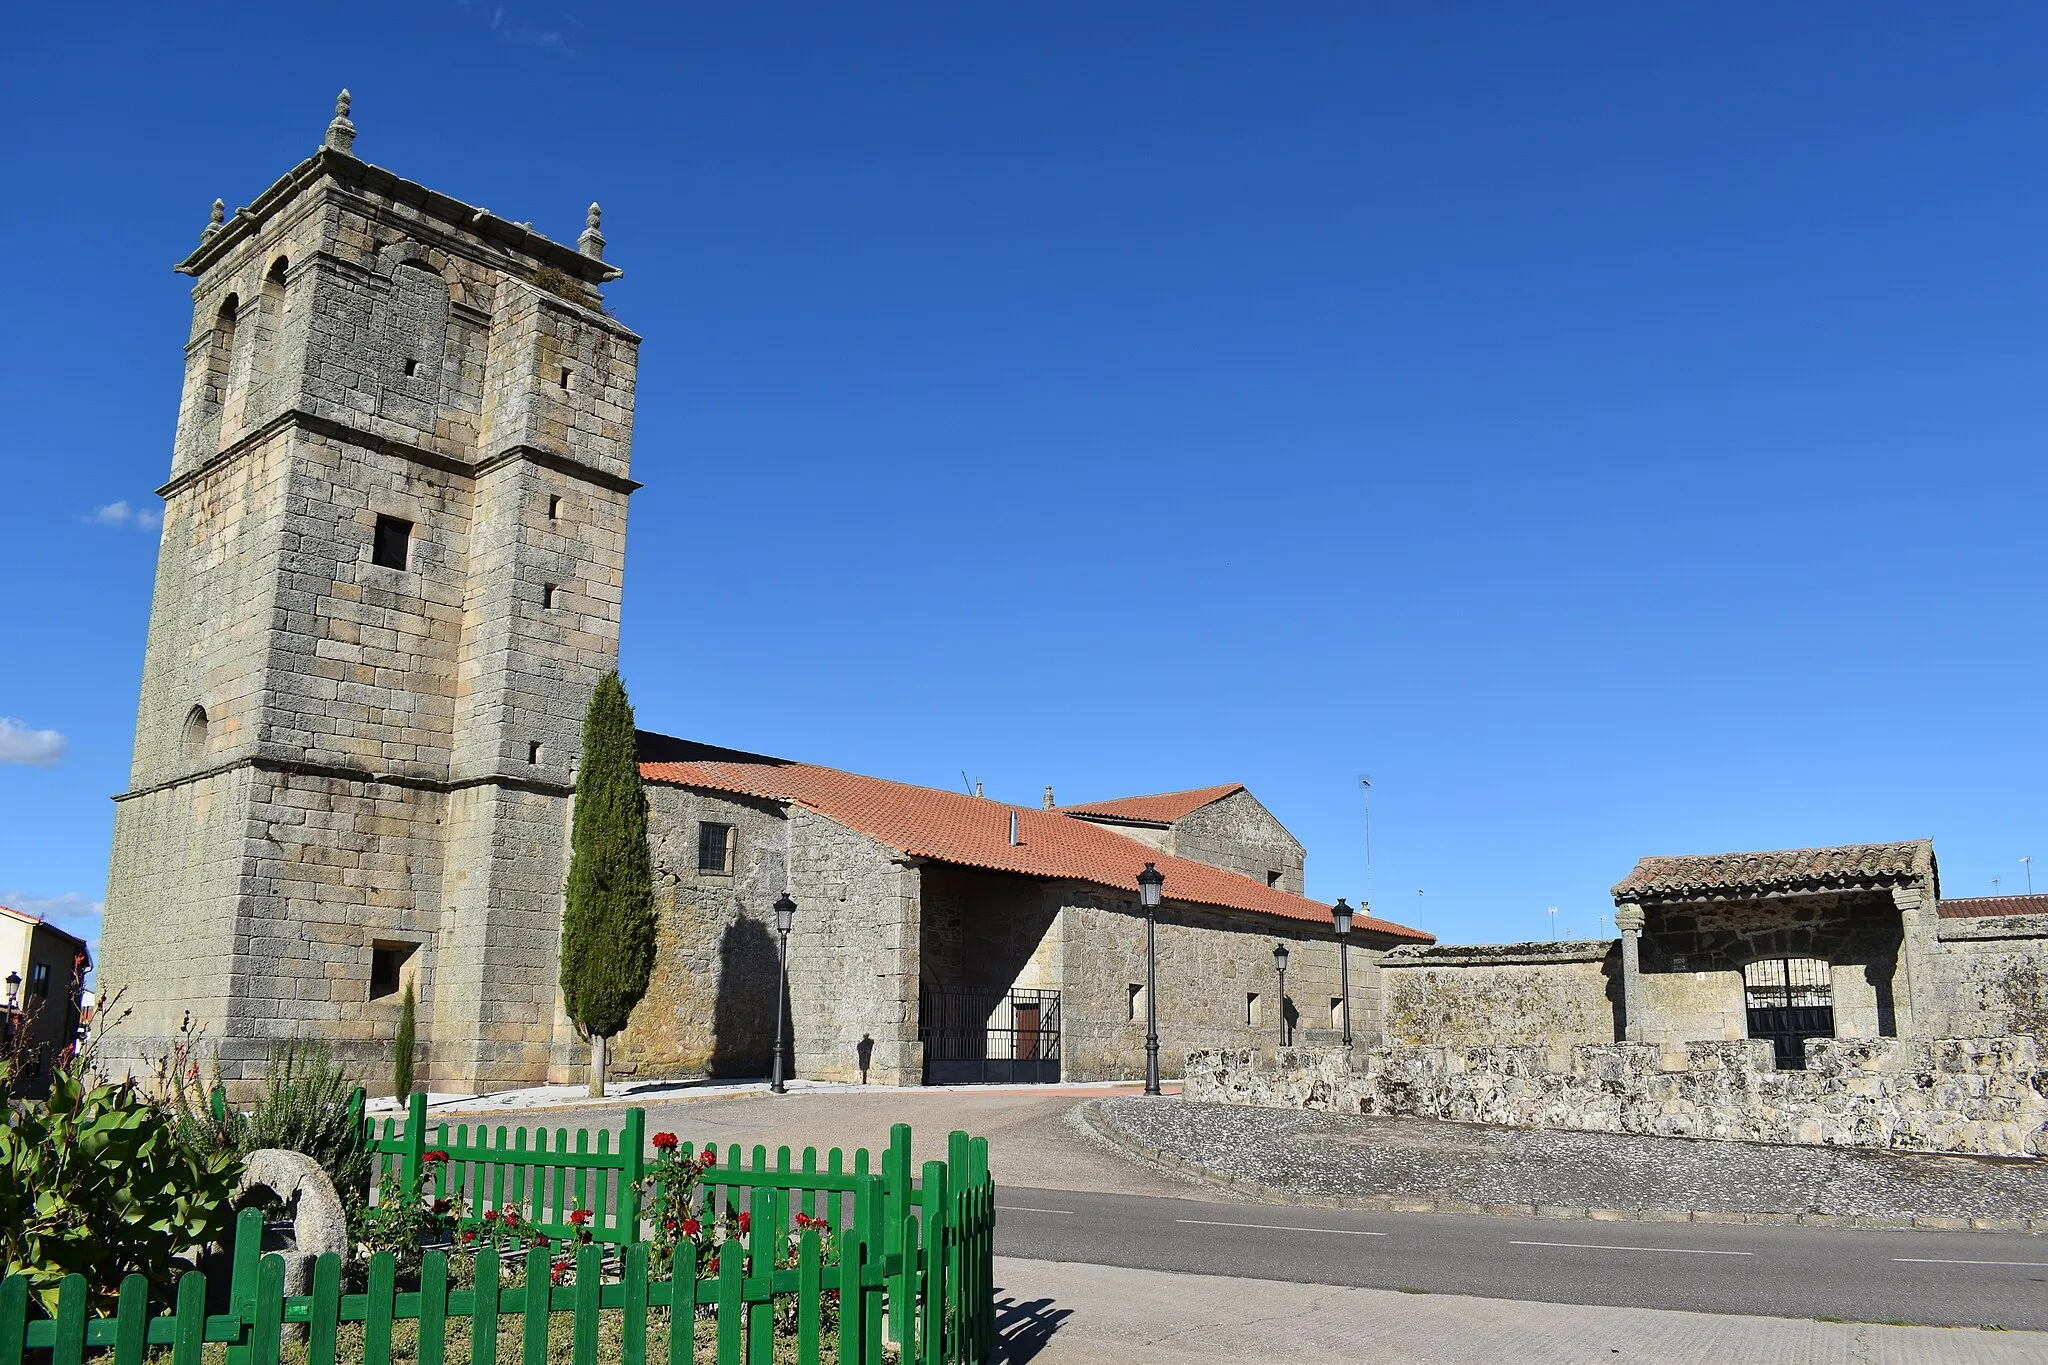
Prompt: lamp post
<box><xmin>770</xmin><ymin>892</ymin><xmax>796</xmax><ymax>1095</ymax></box>
<box><xmin>1271</xmin><ymin>941</ymin><xmax>1290</xmax><ymax>1046</ymax></box>
<box><xmin>1331</xmin><ymin>898</ymin><xmax>1355</xmax><ymax>1047</ymax></box>
<box><xmin>3</xmin><ymin>971</ymin><xmax>17</xmax><ymax>1011</ymax></box>
<box><xmin>1137</xmin><ymin>862</ymin><xmax>1164</xmax><ymax>1096</ymax></box>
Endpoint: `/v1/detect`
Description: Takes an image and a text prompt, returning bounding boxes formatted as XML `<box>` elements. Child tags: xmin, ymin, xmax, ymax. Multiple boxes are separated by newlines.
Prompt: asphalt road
<box><xmin>991</xmin><ymin>1185</ymin><xmax>2048</xmax><ymax>1332</ymax></box>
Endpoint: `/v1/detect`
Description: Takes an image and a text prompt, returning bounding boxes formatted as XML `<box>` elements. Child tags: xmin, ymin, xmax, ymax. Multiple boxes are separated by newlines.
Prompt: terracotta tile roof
<box><xmin>636</xmin><ymin>738</ymin><xmax>1429</xmax><ymax>941</ymax></box>
<box><xmin>1937</xmin><ymin>893</ymin><xmax>2048</xmax><ymax>920</ymax></box>
<box><xmin>1612</xmin><ymin>840</ymin><xmax>1936</xmax><ymax>903</ymax></box>
<box><xmin>1056</xmin><ymin>784</ymin><xmax>1246</xmax><ymax>825</ymax></box>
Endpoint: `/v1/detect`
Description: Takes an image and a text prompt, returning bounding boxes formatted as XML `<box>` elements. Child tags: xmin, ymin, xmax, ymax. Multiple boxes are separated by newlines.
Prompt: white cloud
<box><xmin>0</xmin><ymin>718</ymin><xmax>66</xmax><ymax>766</ymax></box>
<box><xmin>0</xmin><ymin>891</ymin><xmax>103</xmax><ymax>970</ymax></box>
<box><xmin>90</xmin><ymin>501</ymin><xmax>162</xmax><ymax>531</ymax></box>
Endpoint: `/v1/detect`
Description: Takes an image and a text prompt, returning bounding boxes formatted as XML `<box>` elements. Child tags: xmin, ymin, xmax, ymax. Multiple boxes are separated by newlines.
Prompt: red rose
<box><xmin>483</xmin><ymin>1208</ymin><xmax>499</xmax><ymax>1223</ymax></box>
<box><xmin>707</xmin><ymin>1255</ymin><xmax>719</xmax><ymax>1275</ymax></box>
<box><xmin>652</xmin><ymin>1132</ymin><xmax>679</xmax><ymax>1150</ymax></box>
<box><xmin>736</xmin><ymin>1212</ymin><xmax>750</xmax><ymax>1234</ymax></box>
<box><xmin>423</xmin><ymin>1150</ymin><xmax>450</xmax><ymax>1165</ymax></box>
<box><xmin>699</xmin><ymin>1150</ymin><xmax>716</xmax><ymax>1168</ymax></box>
<box><xmin>569</xmin><ymin>1209</ymin><xmax>591</xmax><ymax>1227</ymax></box>
<box><xmin>681</xmin><ymin>1218</ymin><xmax>701</xmax><ymax>1238</ymax></box>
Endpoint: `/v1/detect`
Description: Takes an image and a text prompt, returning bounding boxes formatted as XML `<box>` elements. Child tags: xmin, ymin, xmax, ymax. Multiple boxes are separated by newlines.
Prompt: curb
<box><xmin>1078</xmin><ymin>1100</ymin><xmax>2046</xmax><ymax>1236</ymax></box>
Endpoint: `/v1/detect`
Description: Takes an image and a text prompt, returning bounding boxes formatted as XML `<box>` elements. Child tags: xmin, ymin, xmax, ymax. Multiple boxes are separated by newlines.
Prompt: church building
<box><xmin>95</xmin><ymin>96</ymin><xmax>1428</xmax><ymax>1095</ymax></box>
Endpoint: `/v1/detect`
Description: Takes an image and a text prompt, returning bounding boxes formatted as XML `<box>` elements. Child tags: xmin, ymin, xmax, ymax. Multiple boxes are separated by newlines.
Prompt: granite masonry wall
<box><xmin>1167</xmin><ymin>790</ymin><xmax>1307</xmax><ymax>897</ymax></box>
<box><xmin>1185</xmin><ymin>1036</ymin><xmax>2048</xmax><ymax>1159</ymax></box>
<box><xmin>1379</xmin><ymin>942</ymin><xmax>1619</xmax><ymax>1051</ymax></box>
<box><xmin>1930</xmin><ymin>916</ymin><xmax>2048</xmax><ymax>1039</ymax></box>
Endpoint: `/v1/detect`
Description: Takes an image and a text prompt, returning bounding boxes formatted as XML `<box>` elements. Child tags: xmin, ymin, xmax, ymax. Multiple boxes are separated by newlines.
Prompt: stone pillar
<box><xmin>1614</xmin><ymin>902</ymin><xmax>1646</xmax><ymax>1042</ymax></box>
<box><xmin>1890</xmin><ymin>883</ymin><xmax>1943</xmax><ymax>1039</ymax></box>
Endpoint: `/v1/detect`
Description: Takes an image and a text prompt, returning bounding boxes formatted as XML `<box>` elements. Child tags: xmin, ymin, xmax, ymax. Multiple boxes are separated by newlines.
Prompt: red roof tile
<box><xmin>1058</xmin><ymin>785</ymin><xmax>1246</xmax><ymax>825</ymax></box>
<box><xmin>1612</xmin><ymin>840</ymin><xmax>1936</xmax><ymax>902</ymax></box>
<box><xmin>637</xmin><ymin>744</ymin><xmax>1429</xmax><ymax>941</ymax></box>
<box><xmin>1937</xmin><ymin>894</ymin><xmax>2048</xmax><ymax>920</ymax></box>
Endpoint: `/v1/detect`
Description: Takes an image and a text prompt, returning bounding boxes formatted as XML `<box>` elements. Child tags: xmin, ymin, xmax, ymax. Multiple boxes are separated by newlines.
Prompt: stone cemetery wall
<box><xmin>1184</xmin><ymin>1035</ymin><xmax>2048</xmax><ymax>1159</ymax></box>
<box><xmin>1379</xmin><ymin>942</ymin><xmax>1618</xmax><ymax>1050</ymax></box>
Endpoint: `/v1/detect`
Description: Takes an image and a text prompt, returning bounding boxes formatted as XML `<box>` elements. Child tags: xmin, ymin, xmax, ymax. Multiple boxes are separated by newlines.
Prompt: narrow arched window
<box><xmin>181</xmin><ymin>705</ymin><xmax>210</xmax><ymax>761</ymax></box>
<box><xmin>205</xmin><ymin>295</ymin><xmax>238</xmax><ymax>405</ymax></box>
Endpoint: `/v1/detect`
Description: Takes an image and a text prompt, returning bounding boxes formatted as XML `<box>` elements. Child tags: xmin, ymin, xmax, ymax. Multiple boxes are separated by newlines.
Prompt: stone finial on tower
<box><xmin>324</xmin><ymin>90</ymin><xmax>356</xmax><ymax>154</ymax></box>
<box><xmin>201</xmin><ymin>198</ymin><xmax>225</xmax><ymax>244</ymax></box>
<box><xmin>578</xmin><ymin>202</ymin><xmax>606</xmax><ymax>260</ymax></box>
<box><xmin>1043</xmin><ymin>786</ymin><xmax>1056</xmax><ymax>809</ymax></box>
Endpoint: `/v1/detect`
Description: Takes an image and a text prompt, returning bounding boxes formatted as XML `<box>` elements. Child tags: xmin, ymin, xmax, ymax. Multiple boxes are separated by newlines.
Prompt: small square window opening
<box><xmin>547</xmin><ymin>495</ymin><xmax>561</xmax><ymax>521</ymax></box>
<box><xmin>1331</xmin><ymin>998</ymin><xmax>1344</xmax><ymax>1029</ymax></box>
<box><xmin>1127</xmin><ymin>983</ymin><xmax>1145</xmax><ymax>1022</ymax></box>
<box><xmin>542</xmin><ymin>584</ymin><xmax>558</xmax><ymax>609</ymax></box>
<box><xmin>559</xmin><ymin>366</ymin><xmax>573</xmax><ymax>390</ymax></box>
<box><xmin>1266</xmin><ymin>870</ymin><xmax>1282</xmax><ymax>887</ymax></box>
<box><xmin>369</xmin><ymin>942</ymin><xmax>418</xmax><ymax>1001</ymax></box>
<box><xmin>403</xmin><ymin>357</ymin><xmax>419</xmax><ymax>377</ymax></box>
<box><xmin>372</xmin><ymin>515</ymin><xmax>412</xmax><ymax>571</ymax></box>
<box><xmin>697</xmin><ymin>821</ymin><xmax>734</xmax><ymax>873</ymax></box>
<box><xmin>1245</xmin><ymin>991</ymin><xmax>1261</xmax><ymax>1026</ymax></box>
<box><xmin>528</xmin><ymin>741</ymin><xmax>543</xmax><ymax>765</ymax></box>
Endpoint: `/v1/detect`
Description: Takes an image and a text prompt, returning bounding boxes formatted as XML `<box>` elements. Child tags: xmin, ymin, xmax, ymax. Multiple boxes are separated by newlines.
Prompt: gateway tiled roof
<box><xmin>636</xmin><ymin>736</ymin><xmax>1429</xmax><ymax>941</ymax></box>
<box><xmin>1057</xmin><ymin>784</ymin><xmax>1245</xmax><ymax>825</ymax></box>
<box><xmin>1612</xmin><ymin>840</ymin><xmax>1937</xmax><ymax>903</ymax></box>
<box><xmin>1937</xmin><ymin>893</ymin><xmax>2048</xmax><ymax>920</ymax></box>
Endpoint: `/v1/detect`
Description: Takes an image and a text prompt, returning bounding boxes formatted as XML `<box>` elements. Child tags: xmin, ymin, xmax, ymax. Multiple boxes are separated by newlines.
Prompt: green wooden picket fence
<box><xmin>1</xmin><ymin>1102</ymin><xmax>997</xmax><ymax>1365</ymax></box>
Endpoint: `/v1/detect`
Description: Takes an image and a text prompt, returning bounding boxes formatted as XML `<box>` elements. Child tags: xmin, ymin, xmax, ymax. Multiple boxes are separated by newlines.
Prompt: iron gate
<box><xmin>919</xmin><ymin>987</ymin><xmax>1062</xmax><ymax>1084</ymax></box>
<box><xmin>1743</xmin><ymin>957</ymin><xmax>1835</xmax><ymax>1070</ymax></box>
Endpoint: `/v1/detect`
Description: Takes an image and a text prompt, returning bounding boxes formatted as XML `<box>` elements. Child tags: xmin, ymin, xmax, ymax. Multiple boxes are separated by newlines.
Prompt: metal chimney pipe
<box><xmin>1009</xmin><ymin>810</ymin><xmax>1019</xmax><ymax>846</ymax></box>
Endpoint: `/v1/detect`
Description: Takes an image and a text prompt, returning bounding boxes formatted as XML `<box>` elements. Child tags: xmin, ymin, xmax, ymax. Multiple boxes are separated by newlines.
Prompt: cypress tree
<box><xmin>394</xmin><ymin>980</ymin><xmax>416</xmax><ymax>1099</ymax></box>
<box><xmin>560</xmin><ymin>670</ymin><xmax>657</xmax><ymax>1097</ymax></box>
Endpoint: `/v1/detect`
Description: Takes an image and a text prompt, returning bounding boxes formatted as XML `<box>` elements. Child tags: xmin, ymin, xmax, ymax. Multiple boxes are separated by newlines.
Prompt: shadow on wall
<box><xmin>1605</xmin><ymin>955</ymin><xmax>1624</xmax><ymax>1043</ymax></box>
<box><xmin>709</xmin><ymin>916</ymin><xmax>787</xmax><ymax>1078</ymax></box>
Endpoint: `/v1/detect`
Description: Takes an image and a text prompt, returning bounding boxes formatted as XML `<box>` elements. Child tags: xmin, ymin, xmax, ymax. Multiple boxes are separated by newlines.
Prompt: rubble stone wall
<box><xmin>1184</xmin><ymin>1036</ymin><xmax>2048</xmax><ymax>1159</ymax></box>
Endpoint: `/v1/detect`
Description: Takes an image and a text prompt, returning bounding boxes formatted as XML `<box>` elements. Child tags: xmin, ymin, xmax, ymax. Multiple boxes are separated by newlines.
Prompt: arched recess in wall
<box><xmin>250</xmin><ymin>257</ymin><xmax>290</xmax><ymax>399</ymax></box>
<box><xmin>373</xmin><ymin>249</ymin><xmax>453</xmax><ymax>426</ymax></box>
<box><xmin>181</xmin><ymin>705</ymin><xmax>210</xmax><ymax>762</ymax></box>
<box><xmin>205</xmin><ymin>295</ymin><xmax>238</xmax><ymax>408</ymax></box>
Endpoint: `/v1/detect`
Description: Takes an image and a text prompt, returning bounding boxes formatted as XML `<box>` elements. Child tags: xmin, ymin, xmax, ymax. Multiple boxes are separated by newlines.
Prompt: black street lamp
<box><xmin>1332</xmin><ymin>898</ymin><xmax>1355</xmax><ymax>1047</ymax></box>
<box><xmin>770</xmin><ymin>892</ymin><xmax>797</xmax><ymax>1095</ymax></box>
<box><xmin>1137</xmin><ymin>862</ymin><xmax>1164</xmax><ymax>1096</ymax></box>
<box><xmin>1271</xmin><ymin>941</ymin><xmax>1290</xmax><ymax>1046</ymax></box>
<box><xmin>3</xmin><ymin>971</ymin><xmax>18</xmax><ymax>1011</ymax></box>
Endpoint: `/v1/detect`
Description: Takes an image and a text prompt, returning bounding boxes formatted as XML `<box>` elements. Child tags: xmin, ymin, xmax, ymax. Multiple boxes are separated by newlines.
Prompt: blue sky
<box><xmin>5</xmin><ymin>4</ymin><xmax>2047</xmax><ymax>963</ymax></box>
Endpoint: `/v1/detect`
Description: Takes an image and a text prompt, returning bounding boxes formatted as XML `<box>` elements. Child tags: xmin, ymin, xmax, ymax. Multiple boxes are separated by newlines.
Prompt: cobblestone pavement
<box><xmin>1098</xmin><ymin>1097</ymin><xmax>2048</xmax><ymax>1221</ymax></box>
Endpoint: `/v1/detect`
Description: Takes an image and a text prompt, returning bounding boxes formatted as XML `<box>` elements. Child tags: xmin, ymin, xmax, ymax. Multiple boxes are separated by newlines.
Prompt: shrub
<box><xmin>0</xmin><ymin>1055</ymin><xmax>242</xmax><ymax>1312</ymax></box>
<box><xmin>158</xmin><ymin>1030</ymin><xmax>372</xmax><ymax>1201</ymax></box>
<box><xmin>239</xmin><ymin>1037</ymin><xmax>373</xmax><ymax>1199</ymax></box>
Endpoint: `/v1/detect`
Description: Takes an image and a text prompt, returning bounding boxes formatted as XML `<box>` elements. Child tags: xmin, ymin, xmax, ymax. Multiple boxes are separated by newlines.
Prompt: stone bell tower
<box><xmin>98</xmin><ymin>93</ymin><xmax>641</xmax><ymax>1093</ymax></box>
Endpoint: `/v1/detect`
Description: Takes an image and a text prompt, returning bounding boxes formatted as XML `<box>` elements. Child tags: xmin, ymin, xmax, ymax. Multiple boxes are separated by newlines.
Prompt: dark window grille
<box><xmin>697</xmin><ymin>822</ymin><xmax>733</xmax><ymax>873</ymax></box>
<box><xmin>372</xmin><ymin>515</ymin><xmax>412</xmax><ymax>570</ymax></box>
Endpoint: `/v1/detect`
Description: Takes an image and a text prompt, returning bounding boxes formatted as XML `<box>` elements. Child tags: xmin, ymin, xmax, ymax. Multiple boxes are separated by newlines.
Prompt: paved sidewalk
<box><xmin>1097</xmin><ymin>1097</ymin><xmax>2048</xmax><ymax>1227</ymax></box>
<box><xmin>991</xmin><ymin>1256</ymin><xmax>2046</xmax><ymax>1364</ymax></box>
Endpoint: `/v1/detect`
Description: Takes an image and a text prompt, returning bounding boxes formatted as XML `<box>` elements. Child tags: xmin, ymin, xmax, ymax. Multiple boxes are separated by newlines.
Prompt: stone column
<box><xmin>1614</xmin><ymin>902</ymin><xmax>1646</xmax><ymax>1042</ymax></box>
<box><xmin>1890</xmin><ymin>883</ymin><xmax>1943</xmax><ymax>1039</ymax></box>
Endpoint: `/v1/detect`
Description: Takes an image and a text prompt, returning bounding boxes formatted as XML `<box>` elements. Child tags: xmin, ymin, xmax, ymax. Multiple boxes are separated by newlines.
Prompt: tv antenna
<box><xmin>1548</xmin><ymin>905</ymin><xmax>1557</xmax><ymax>941</ymax></box>
<box><xmin>2024</xmin><ymin>857</ymin><xmax>2034</xmax><ymax>894</ymax></box>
